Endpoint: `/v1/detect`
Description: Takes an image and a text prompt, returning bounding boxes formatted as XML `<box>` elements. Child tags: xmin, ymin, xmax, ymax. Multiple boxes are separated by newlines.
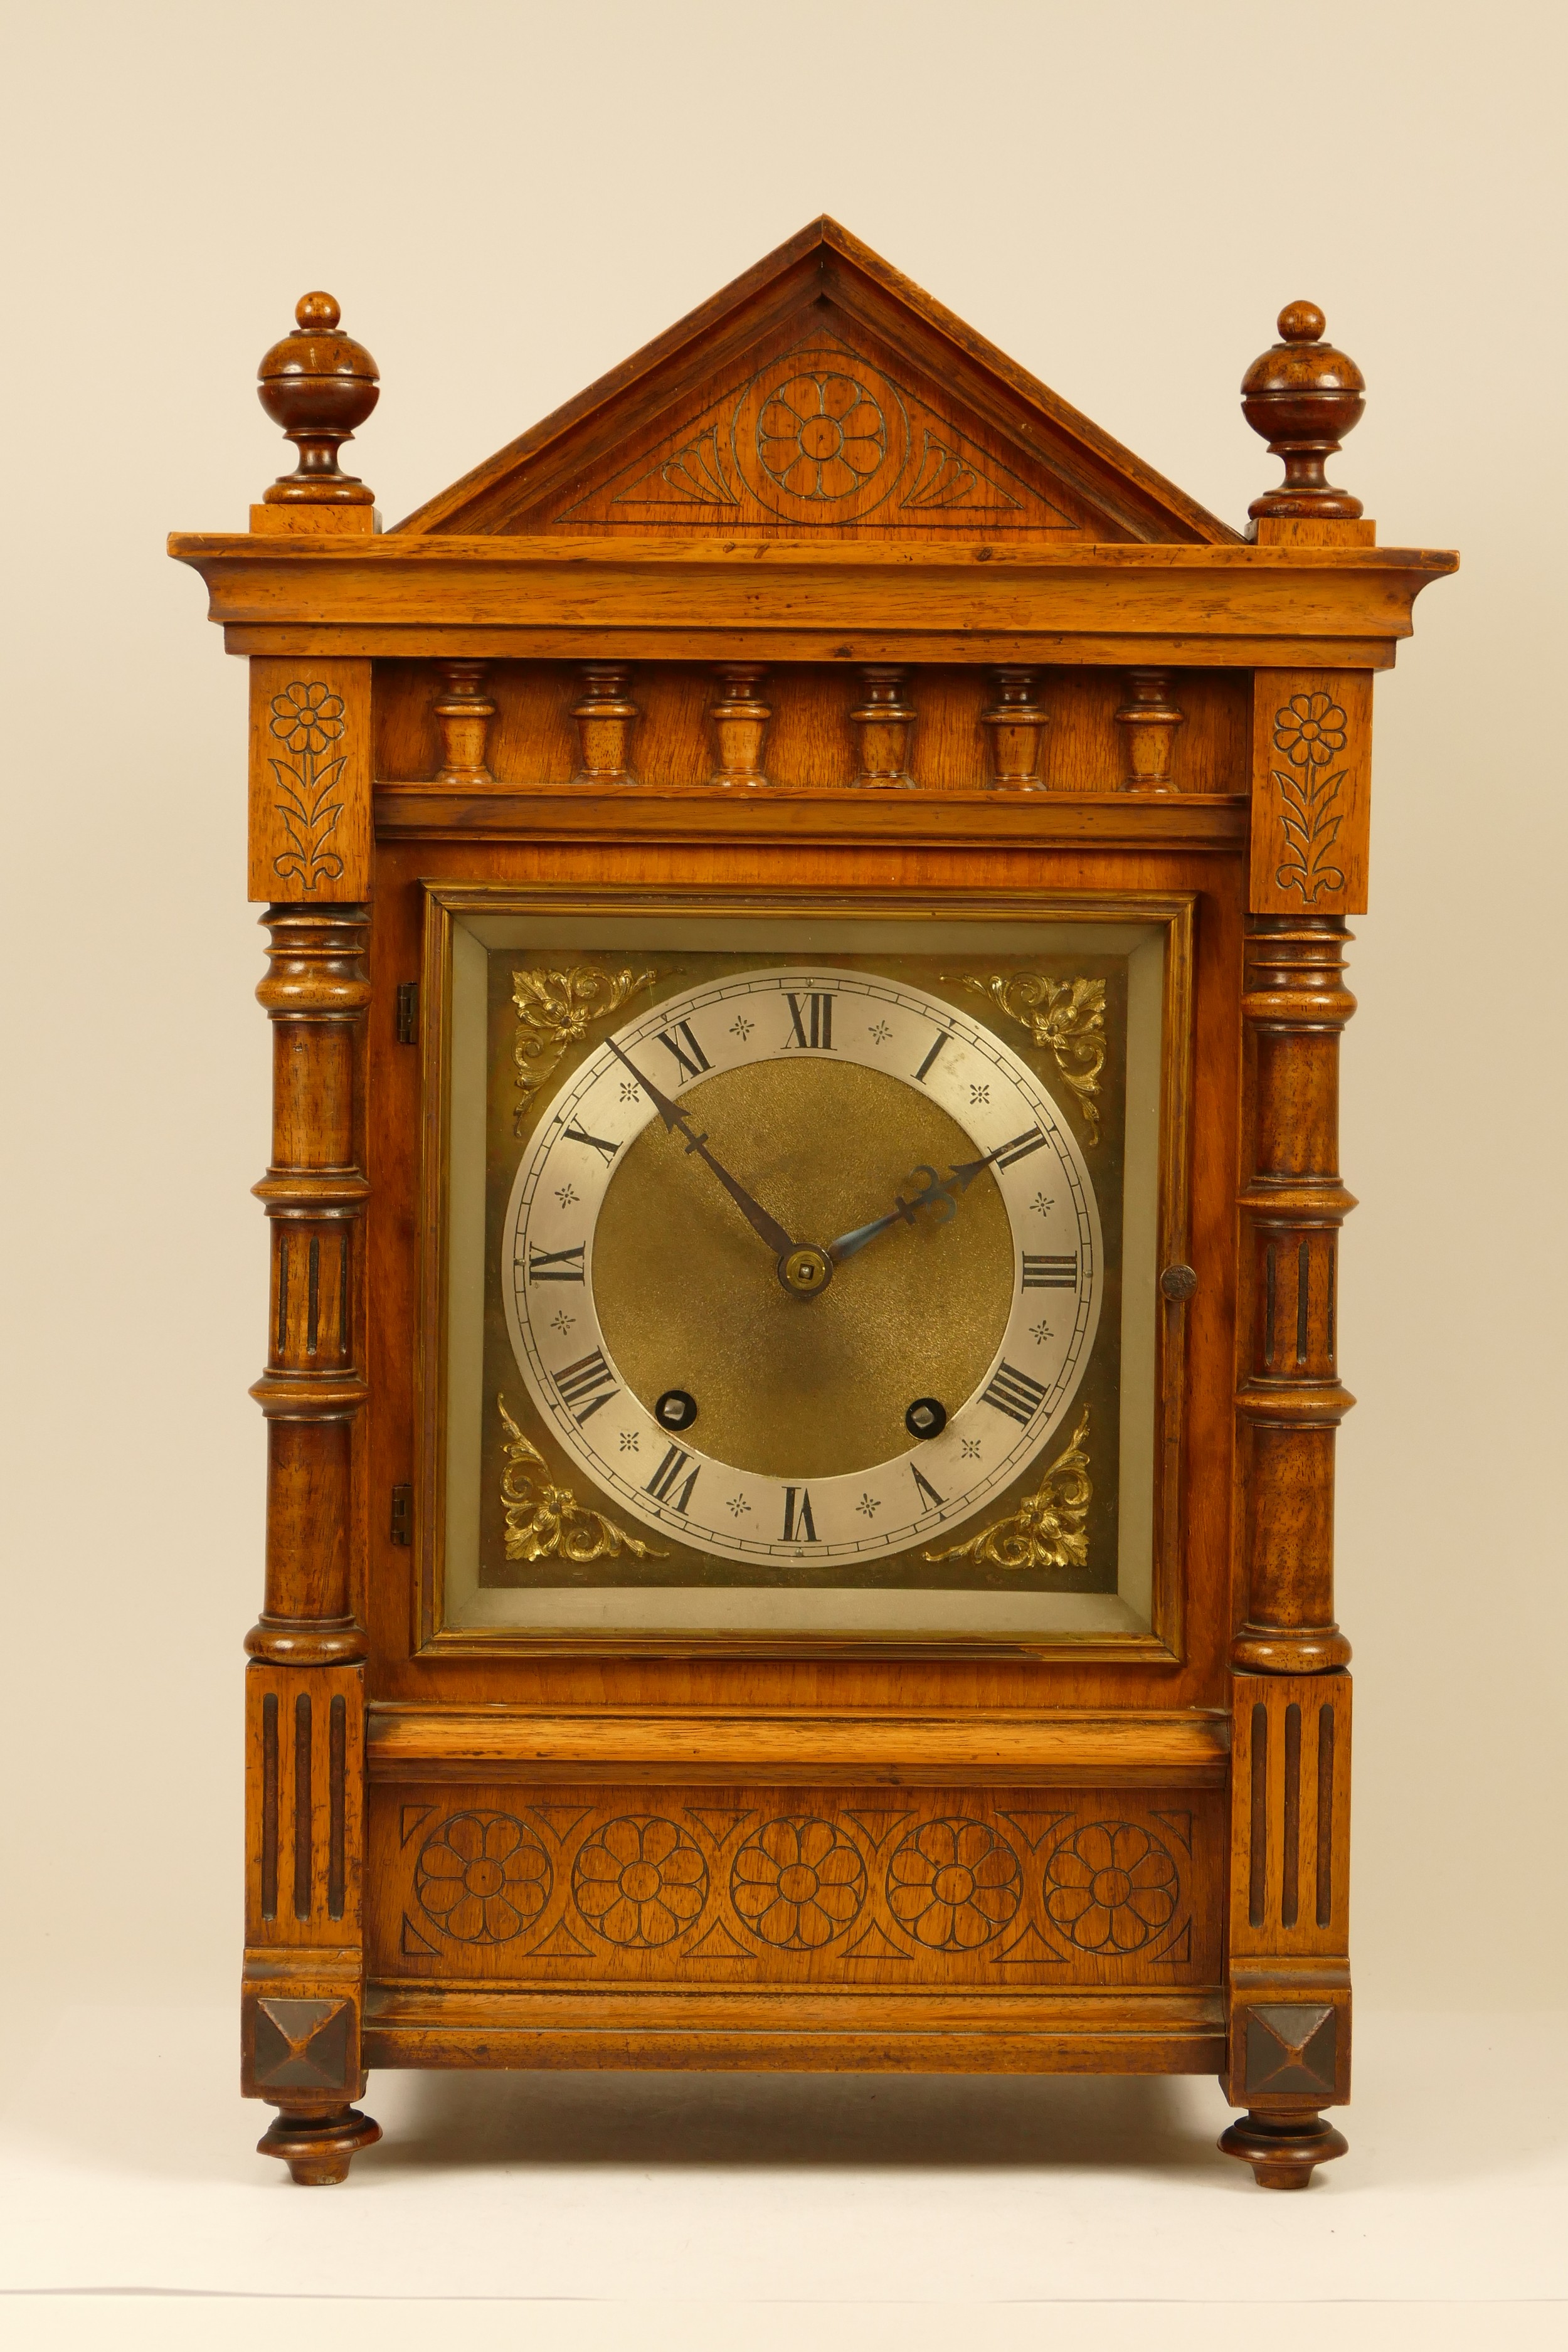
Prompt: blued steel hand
<box><xmin>606</xmin><ymin>1037</ymin><xmax>798</xmax><ymax>1261</ymax></box>
<box><xmin>825</xmin><ymin>1140</ymin><xmax>1018</xmax><ymax>1266</ymax></box>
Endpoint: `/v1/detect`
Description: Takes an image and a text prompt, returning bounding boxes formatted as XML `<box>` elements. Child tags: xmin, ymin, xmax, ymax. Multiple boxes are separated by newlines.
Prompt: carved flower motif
<box><xmin>756</xmin><ymin>372</ymin><xmax>887</xmax><ymax>500</ymax></box>
<box><xmin>886</xmin><ymin>1818</ymin><xmax>1021</xmax><ymax>1950</ymax></box>
<box><xmin>1044</xmin><ymin>1821</ymin><xmax>1178</xmax><ymax>1952</ymax></box>
<box><xmin>1273</xmin><ymin>692</ymin><xmax>1347</xmax><ymax>769</ymax></box>
<box><xmin>573</xmin><ymin>1816</ymin><xmax>708</xmax><ymax>1946</ymax></box>
<box><xmin>731</xmin><ymin>1817</ymin><xmax>866</xmax><ymax>1949</ymax></box>
<box><xmin>415</xmin><ymin>1811</ymin><xmax>551</xmax><ymax>1944</ymax></box>
<box><xmin>269</xmin><ymin>680</ymin><xmax>346</xmax><ymax>754</ymax></box>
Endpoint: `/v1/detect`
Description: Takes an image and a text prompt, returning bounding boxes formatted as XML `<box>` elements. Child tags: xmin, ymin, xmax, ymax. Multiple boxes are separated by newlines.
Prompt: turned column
<box><xmin>707</xmin><ymin>664</ymin><xmax>771</xmax><ymax>787</ymax></box>
<box><xmin>849</xmin><ymin>665</ymin><xmax>916</xmax><ymax>787</ymax></box>
<box><xmin>240</xmin><ymin>294</ymin><xmax>383</xmax><ymax>2188</ymax></box>
<box><xmin>1232</xmin><ymin>916</ymin><xmax>1356</xmax><ymax>1673</ymax></box>
<box><xmin>434</xmin><ymin>660</ymin><xmax>495</xmax><ymax>783</ymax></box>
<box><xmin>1115</xmin><ymin>670</ymin><xmax>1184</xmax><ymax>792</ymax></box>
<box><xmin>248</xmin><ymin>906</ymin><xmax>371</xmax><ymax>1662</ymax></box>
<box><xmin>1221</xmin><ymin>304</ymin><xmax>1373</xmax><ymax>2193</ymax></box>
<box><xmin>571</xmin><ymin>662</ymin><xmax>638</xmax><ymax>783</ymax></box>
<box><xmin>980</xmin><ymin>667</ymin><xmax>1047</xmax><ymax>788</ymax></box>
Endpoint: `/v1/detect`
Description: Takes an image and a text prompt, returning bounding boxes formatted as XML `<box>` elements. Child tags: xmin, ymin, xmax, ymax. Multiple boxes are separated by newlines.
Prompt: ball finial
<box><xmin>257</xmin><ymin>290</ymin><xmax>379</xmax><ymax>506</ymax></box>
<box><xmin>1241</xmin><ymin>300</ymin><xmax>1365</xmax><ymax>523</ymax></box>
<box><xmin>1277</xmin><ymin>300</ymin><xmax>1326</xmax><ymax>344</ymax></box>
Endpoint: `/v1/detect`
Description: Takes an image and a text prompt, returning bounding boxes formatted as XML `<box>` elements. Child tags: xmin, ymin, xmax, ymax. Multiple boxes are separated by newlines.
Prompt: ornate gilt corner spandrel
<box><xmin>1248</xmin><ymin>670</ymin><xmax>1372</xmax><ymax>917</ymax></box>
<box><xmin>499</xmin><ymin>1395</ymin><xmax>668</xmax><ymax>1562</ymax></box>
<box><xmin>924</xmin><ymin>1409</ymin><xmax>1091</xmax><ymax>1569</ymax></box>
<box><xmin>511</xmin><ymin>964</ymin><xmax>660</xmax><ymax>1134</ymax></box>
<box><xmin>951</xmin><ymin>973</ymin><xmax>1106</xmax><ymax>1143</ymax></box>
<box><xmin>247</xmin><ymin>659</ymin><xmax>372</xmax><ymax>903</ymax></box>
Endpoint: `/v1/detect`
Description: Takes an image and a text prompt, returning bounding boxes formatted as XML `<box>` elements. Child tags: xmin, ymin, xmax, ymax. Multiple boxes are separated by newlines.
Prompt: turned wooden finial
<box><xmin>258</xmin><ymin>292</ymin><xmax>379</xmax><ymax>504</ymax></box>
<box><xmin>1242</xmin><ymin>302</ymin><xmax>1365</xmax><ymax>522</ymax></box>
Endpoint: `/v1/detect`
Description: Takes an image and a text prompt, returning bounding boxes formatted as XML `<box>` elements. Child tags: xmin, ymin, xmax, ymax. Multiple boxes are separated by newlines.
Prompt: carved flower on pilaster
<box><xmin>1273</xmin><ymin>693</ymin><xmax>1347</xmax><ymax>769</ymax></box>
<box><xmin>269</xmin><ymin>681</ymin><xmax>346</xmax><ymax>755</ymax></box>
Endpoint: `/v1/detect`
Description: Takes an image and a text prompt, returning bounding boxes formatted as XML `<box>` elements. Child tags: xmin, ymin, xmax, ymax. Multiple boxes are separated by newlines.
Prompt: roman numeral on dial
<box><xmin>656</xmin><ymin>1021</ymin><xmax>710</xmax><ymax>1083</ymax></box>
<box><xmin>782</xmin><ymin>1486</ymin><xmax>818</xmax><ymax>1542</ymax></box>
<box><xmin>561</xmin><ymin>1125</ymin><xmax>618</xmax><ymax>1164</ymax></box>
<box><xmin>551</xmin><ymin>1349</ymin><xmax>618</xmax><ymax>1423</ymax></box>
<box><xmin>527</xmin><ymin>1242</ymin><xmax>585</xmax><ymax>1283</ymax></box>
<box><xmin>1022</xmin><ymin>1253</ymin><xmax>1078</xmax><ymax>1289</ymax></box>
<box><xmin>785</xmin><ymin>992</ymin><xmax>834</xmax><ymax>1049</ymax></box>
<box><xmin>993</xmin><ymin>1128</ymin><xmax>1048</xmax><ymax>1168</ymax></box>
<box><xmin>980</xmin><ymin>1359</ymin><xmax>1049</xmax><ymax>1424</ymax></box>
<box><xmin>646</xmin><ymin>1443</ymin><xmax>701</xmax><ymax>1513</ymax></box>
<box><xmin>912</xmin><ymin>1030</ymin><xmax>950</xmax><ymax>1083</ymax></box>
<box><xmin>909</xmin><ymin>1463</ymin><xmax>945</xmax><ymax>1512</ymax></box>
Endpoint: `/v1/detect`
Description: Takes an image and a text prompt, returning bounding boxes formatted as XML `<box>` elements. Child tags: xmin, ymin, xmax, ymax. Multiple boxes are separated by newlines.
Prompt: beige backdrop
<box><xmin>2</xmin><ymin>0</ymin><xmax>1562</xmax><ymax>2014</ymax></box>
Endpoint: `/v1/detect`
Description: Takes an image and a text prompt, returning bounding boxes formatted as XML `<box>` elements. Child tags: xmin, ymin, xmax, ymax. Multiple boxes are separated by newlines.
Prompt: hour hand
<box><xmin>606</xmin><ymin>1037</ymin><xmax>797</xmax><ymax>1261</ymax></box>
<box><xmin>826</xmin><ymin>1166</ymin><xmax>951</xmax><ymax>1264</ymax></box>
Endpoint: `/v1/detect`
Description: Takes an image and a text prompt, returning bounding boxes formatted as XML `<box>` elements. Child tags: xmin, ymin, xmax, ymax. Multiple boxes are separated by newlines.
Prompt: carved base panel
<box><xmin>368</xmin><ymin>1784</ymin><xmax>1221</xmax><ymax>1990</ymax></box>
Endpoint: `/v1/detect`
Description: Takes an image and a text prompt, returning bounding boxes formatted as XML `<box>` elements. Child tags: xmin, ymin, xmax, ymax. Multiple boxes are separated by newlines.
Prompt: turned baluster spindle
<box><xmin>571</xmin><ymin>663</ymin><xmax>638</xmax><ymax>785</ymax></box>
<box><xmin>248</xmin><ymin>906</ymin><xmax>371</xmax><ymax>1663</ymax></box>
<box><xmin>980</xmin><ymin>667</ymin><xmax>1047</xmax><ymax>790</ymax></box>
<box><xmin>1241</xmin><ymin>302</ymin><xmax>1365</xmax><ymax>524</ymax></box>
<box><xmin>1232</xmin><ymin>916</ymin><xmax>1356</xmax><ymax>1674</ymax></box>
<box><xmin>708</xmin><ymin>664</ymin><xmax>772</xmax><ymax>787</ymax></box>
<box><xmin>257</xmin><ymin>293</ymin><xmax>379</xmax><ymax>506</ymax></box>
<box><xmin>435</xmin><ymin>660</ymin><xmax>495</xmax><ymax>783</ymax></box>
<box><xmin>1115</xmin><ymin>670</ymin><xmax>1185</xmax><ymax>793</ymax></box>
<box><xmin>849</xmin><ymin>665</ymin><xmax>916</xmax><ymax>788</ymax></box>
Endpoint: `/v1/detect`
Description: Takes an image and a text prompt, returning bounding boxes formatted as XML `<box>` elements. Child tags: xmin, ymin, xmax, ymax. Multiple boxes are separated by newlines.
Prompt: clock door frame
<box><xmin>405</xmin><ymin>881</ymin><xmax>1198</xmax><ymax>1665</ymax></box>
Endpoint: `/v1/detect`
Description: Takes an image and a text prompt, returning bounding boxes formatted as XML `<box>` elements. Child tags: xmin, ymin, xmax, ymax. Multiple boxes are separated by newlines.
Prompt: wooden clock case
<box><xmin>169</xmin><ymin>221</ymin><xmax>1454</xmax><ymax>2190</ymax></box>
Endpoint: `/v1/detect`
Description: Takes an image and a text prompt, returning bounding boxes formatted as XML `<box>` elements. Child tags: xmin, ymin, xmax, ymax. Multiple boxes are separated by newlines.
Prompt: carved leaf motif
<box><xmin>512</xmin><ymin>965</ymin><xmax>659</xmax><ymax>1135</ymax></box>
<box><xmin>1271</xmin><ymin>768</ymin><xmax>1347</xmax><ymax>904</ymax></box>
<box><xmin>902</xmin><ymin>428</ymin><xmax>1025</xmax><ymax>512</ymax></box>
<box><xmin>268</xmin><ymin>752</ymin><xmax>347</xmax><ymax>891</ymax></box>
<box><xmin>924</xmin><ymin>1409</ymin><xmax>1091</xmax><ymax>1570</ymax></box>
<box><xmin>953</xmin><ymin>973</ymin><xmax>1106</xmax><ymax>1142</ymax></box>
<box><xmin>612</xmin><ymin>424</ymin><xmax>739</xmax><ymax>506</ymax></box>
<box><xmin>497</xmin><ymin>1394</ymin><xmax>666</xmax><ymax>1563</ymax></box>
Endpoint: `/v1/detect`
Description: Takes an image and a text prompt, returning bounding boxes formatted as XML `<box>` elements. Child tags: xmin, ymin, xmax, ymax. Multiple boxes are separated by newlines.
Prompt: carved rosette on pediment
<box><xmin>554</xmin><ymin>337</ymin><xmax>1088</xmax><ymax>534</ymax></box>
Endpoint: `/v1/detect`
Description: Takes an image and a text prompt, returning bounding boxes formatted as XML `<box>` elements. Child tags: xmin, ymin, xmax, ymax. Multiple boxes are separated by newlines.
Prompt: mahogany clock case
<box><xmin>167</xmin><ymin>220</ymin><xmax>1456</xmax><ymax>2195</ymax></box>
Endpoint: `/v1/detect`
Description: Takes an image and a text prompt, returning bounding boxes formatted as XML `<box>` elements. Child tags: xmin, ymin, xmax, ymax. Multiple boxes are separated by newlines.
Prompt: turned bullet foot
<box><xmin>258</xmin><ymin>2102</ymin><xmax>382</xmax><ymax>2185</ymax></box>
<box><xmin>1219</xmin><ymin>2107</ymin><xmax>1348</xmax><ymax>2190</ymax></box>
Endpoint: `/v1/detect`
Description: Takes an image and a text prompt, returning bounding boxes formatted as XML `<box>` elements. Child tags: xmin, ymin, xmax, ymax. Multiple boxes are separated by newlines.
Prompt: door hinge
<box><xmin>389</xmin><ymin>1485</ymin><xmax>413</xmax><ymax>1546</ymax></box>
<box><xmin>396</xmin><ymin>982</ymin><xmax>419</xmax><ymax>1046</ymax></box>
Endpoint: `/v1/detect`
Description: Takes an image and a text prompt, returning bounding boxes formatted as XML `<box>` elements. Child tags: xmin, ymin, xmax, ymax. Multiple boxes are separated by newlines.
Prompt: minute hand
<box><xmin>825</xmin><ymin>1134</ymin><xmax>1028</xmax><ymax>1266</ymax></box>
<box><xmin>606</xmin><ymin>1037</ymin><xmax>798</xmax><ymax>1260</ymax></box>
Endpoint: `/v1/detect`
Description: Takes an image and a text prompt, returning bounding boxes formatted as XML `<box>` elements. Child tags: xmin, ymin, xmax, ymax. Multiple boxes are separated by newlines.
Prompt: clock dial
<box><xmin>504</xmin><ymin>967</ymin><xmax>1102</xmax><ymax>1565</ymax></box>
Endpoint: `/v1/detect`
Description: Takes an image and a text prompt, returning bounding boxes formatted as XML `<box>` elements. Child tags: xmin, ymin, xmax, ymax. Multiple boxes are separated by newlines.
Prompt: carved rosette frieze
<box><xmin>434</xmin><ymin>659</ymin><xmax>495</xmax><ymax>782</ymax></box>
<box><xmin>374</xmin><ymin>1789</ymin><xmax>1216</xmax><ymax>1981</ymax></box>
<box><xmin>571</xmin><ymin>662</ymin><xmax>638</xmax><ymax>784</ymax></box>
<box><xmin>1232</xmin><ymin>917</ymin><xmax>1355</xmax><ymax>1675</ymax></box>
<box><xmin>707</xmin><ymin>664</ymin><xmax>772</xmax><ymax>787</ymax></box>
<box><xmin>1115</xmin><ymin>670</ymin><xmax>1185</xmax><ymax>793</ymax></box>
<box><xmin>849</xmin><ymin>665</ymin><xmax>916</xmax><ymax>787</ymax></box>
<box><xmin>980</xmin><ymin>667</ymin><xmax>1047</xmax><ymax>789</ymax></box>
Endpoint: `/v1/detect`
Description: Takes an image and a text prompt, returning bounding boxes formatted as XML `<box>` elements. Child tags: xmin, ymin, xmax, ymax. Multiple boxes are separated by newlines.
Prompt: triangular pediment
<box><xmin>395</xmin><ymin>221</ymin><xmax>1236</xmax><ymax>544</ymax></box>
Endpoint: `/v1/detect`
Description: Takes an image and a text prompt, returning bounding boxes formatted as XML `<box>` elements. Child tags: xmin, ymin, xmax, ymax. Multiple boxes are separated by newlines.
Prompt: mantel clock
<box><xmin>170</xmin><ymin>226</ymin><xmax>1454</xmax><ymax>2189</ymax></box>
